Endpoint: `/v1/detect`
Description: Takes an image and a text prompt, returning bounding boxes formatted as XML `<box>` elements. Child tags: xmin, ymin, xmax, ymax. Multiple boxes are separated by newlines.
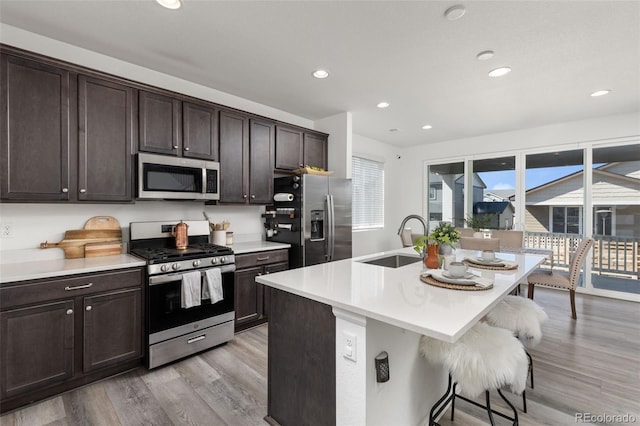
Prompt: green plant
<box><xmin>464</xmin><ymin>214</ymin><xmax>495</xmax><ymax>231</ymax></box>
<box><xmin>413</xmin><ymin>235</ymin><xmax>433</xmax><ymax>254</ymax></box>
<box><xmin>428</xmin><ymin>222</ymin><xmax>460</xmax><ymax>249</ymax></box>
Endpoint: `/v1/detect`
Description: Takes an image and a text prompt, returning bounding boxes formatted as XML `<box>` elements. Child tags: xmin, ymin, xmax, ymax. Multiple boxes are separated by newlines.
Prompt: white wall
<box><xmin>315</xmin><ymin>112</ymin><xmax>353</xmax><ymax>179</ymax></box>
<box><xmin>0</xmin><ymin>202</ymin><xmax>265</xmax><ymax>256</ymax></box>
<box><xmin>351</xmin><ymin>134</ymin><xmax>405</xmax><ymax>257</ymax></box>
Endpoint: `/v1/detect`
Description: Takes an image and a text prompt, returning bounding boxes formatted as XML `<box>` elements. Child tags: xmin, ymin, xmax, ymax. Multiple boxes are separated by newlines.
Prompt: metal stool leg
<box><xmin>485</xmin><ymin>391</ymin><xmax>496</xmax><ymax>426</ymax></box>
<box><xmin>450</xmin><ymin>383</ymin><xmax>457</xmax><ymax>421</ymax></box>
<box><xmin>429</xmin><ymin>374</ymin><xmax>453</xmax><ymax>426</ymax></box>
<box><xmin>526</xmin><ymin>350</ymin><xmax>534</xmax><ymax>388</ymax></box>
<box><xmin>498</xmin><ymin>389</ymin><xmax>519</xmax><ymax>426</ymax></box>
<box><xmin>522</xmin><ymin>390</ymin><xmax>527</xmax><ymax>413</ymax></box>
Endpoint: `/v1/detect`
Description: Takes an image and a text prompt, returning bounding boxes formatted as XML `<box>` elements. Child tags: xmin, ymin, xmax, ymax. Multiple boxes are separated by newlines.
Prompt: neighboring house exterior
<box><xmin>521</xmin><ymin>162</ymin><xmax>640</xmax><ymax>237</ymax></box>
<box><xmin>428</xmin><ymin>174</ymin><xmax>514</xmax><ymax>229</ymax></box>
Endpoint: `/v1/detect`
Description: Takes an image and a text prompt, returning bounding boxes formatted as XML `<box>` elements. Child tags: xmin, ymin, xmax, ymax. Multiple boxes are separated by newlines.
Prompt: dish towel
<box><xmin>203</xmin><ymin>268</ymin><xmax>224</xmax><ymax>304</ymax></box>
<box><xmin>181</xmin><ymin>271</ymin><xmax>202</xmax><ymax>309</ymax></box>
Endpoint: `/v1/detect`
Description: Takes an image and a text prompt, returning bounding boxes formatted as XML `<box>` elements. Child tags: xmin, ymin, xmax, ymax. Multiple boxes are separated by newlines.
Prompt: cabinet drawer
<box><xmin>0</xmin><ymin>269</ymin><xmax>144</xmax><ymax>310</ymax></box>
<box><xmin>234</xmin><ymin>249</ymin><xmax>289</xmax><ymax>270</ymax></box>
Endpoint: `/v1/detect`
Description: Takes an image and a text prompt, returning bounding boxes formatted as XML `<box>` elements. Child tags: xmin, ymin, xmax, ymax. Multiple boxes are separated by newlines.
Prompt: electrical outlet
<box><xmin>343</xmin><ymin>331</ymin><xmax>357</xmax><ymax>362</ymax></box>
<box><xmin>0</xmin><ymin>223</ymin><xmax>14</xmax><ymax>238</ymax></box>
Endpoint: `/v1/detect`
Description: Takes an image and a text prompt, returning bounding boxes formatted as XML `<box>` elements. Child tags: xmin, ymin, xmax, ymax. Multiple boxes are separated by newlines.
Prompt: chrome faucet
<box><xmin>397</xmin><ymin>214</ymin><xmax>428</xmax><ymax>237</ymax></box>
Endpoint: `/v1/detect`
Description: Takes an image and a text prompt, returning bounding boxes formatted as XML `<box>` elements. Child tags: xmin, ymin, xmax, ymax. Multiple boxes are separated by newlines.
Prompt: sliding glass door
<box><xmin>590</xmin><ymin>144</ymin><xmax>640</xmax><ymax>295</ymax></box>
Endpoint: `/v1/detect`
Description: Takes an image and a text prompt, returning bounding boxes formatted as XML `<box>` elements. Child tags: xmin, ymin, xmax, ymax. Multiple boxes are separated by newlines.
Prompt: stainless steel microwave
<box><xmin>137</xmin><ymin>153</ymin><xmax>220</xmax><ymax>201</ymax></box>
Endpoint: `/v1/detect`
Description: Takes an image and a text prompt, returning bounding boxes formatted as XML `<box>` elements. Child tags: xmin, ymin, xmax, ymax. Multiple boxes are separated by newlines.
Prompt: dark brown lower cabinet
<box><xmin>234</xmin><ymin>249</ymin><xmax>288</xmax><ymax>332</ymax></box>
<box><xmin>0</xmin><ymin>268</ymin><xmax>144</xmax><ymax>413</ymax></box>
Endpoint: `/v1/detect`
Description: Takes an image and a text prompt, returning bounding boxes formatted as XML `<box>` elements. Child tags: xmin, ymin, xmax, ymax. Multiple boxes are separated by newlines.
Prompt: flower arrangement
<box><xmin>428</xmin><ymin>222</ymin><xmax>460</xmax><ymax>249</ymax></box>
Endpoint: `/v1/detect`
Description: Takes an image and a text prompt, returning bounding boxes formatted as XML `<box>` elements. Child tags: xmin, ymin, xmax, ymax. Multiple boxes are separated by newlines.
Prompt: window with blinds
<box><xmin>352</xmin><ymin>156</ymin><xmax>384</xmax><ymax>230</ymax></box>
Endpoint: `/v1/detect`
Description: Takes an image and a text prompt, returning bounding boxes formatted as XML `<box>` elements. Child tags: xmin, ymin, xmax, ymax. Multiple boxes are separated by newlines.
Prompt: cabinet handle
<box><xmin>251</xmin><ymin>194</ymin><xmax>256</xmax><ymax>199</ymax></box>
<box><xmin>243</xmin><ymin>194</ymin><xmax>248</xmax><ymax>199</ymax></box>
<box><xmin>173</xmin><ymin>145</ymin><xmax>179</xmax><ymax>149</ymax></box>
<box><xmin>66</xmin><ymin>309</ymin><xmax>73</xmax><ymax>315</ymax></box>
<box><xmin>256</xmin><ymin>256</ymin><xmax>270</xmax><ymax>261</ymax></box>
<box><xmin>85</xmin><ymin>305</ymin><xmax>92</xmax><ymax>311</ymax></box>
<box><xmin>257</xmin><ymin>272</ymin><xmax>263</xmax><ymax>276</ymax></box>
<box><xmin>62</xmin><ymin>187</ymin><xmax>69</xmax><ymax>193</ymax></box>
<box><xmin>187</xmin><ymin>335</ymin><xmax>206</xmax><ymax>344</ymax></box>
<box><xmin>79</xmin><ymin>189</ymin><xmax>87</xmax><ymax>193</ymax></box>
<box><xmin>184</xmin><ymin>147</ymin><xmax>190</xmax><ymax>151</ymax></box>
<box><xmin>65</xmin><ymin>283</ymin><xmax>93</xmax><ymax>291</ymax></box>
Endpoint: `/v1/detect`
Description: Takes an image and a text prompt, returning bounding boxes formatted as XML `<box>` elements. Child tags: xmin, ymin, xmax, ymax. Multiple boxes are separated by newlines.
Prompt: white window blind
<box><xmin>352</xmin><ymin>156</ymin><xmax>384</xmax><ymax>230</ymax></box>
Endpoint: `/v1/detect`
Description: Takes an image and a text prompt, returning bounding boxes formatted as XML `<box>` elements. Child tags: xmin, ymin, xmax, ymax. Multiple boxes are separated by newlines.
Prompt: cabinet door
<box><xmin>234</xmin><ymin>267</ymin><xmax>262</xmax><ymax>330</ymax></box>
<box><xmin>219</xmin><ymin>110</ymin><xmax>249</xmax><ymax>203</ymax></box>
<box><xmin>0</xmin><ymin>300</ymin><xmax>74</xmax><ymax>398</ymax></box>
<box><xmin>83</xmin><ymin>288</ymin><xmax>142</xmax><ymax>373</ymax></box>
<box><xmin>1</xmin><ymin>55</ymin><xmax>72</xmax><ymax>201</ymax></box>
<box><xmin>249</xmin><ymin>119</ymin><xmax>275</xmax><ymax>204</ymax></box>
<box><xmin>78</xmin><ymin>75</ymin><xmax>134</xmax><ymax>201</ymax></box>
<box><xmin>303</xmin><ymin>132</ymin><xmax>328</xmax><ymax>171</ymax></box>
<box><xmin>139</xmin><ymin>91</ymin><xmax>181</xmax><ymax>155</ymax></box>
<box><xmin>275</xmin><ymin>126</ymin><xmax>303</xmax><ymax>171</ymax></box>
<box><xmin>183</xmin><ymin>101</ymin><xmax>219</xmax><ymax>160</ymax></box>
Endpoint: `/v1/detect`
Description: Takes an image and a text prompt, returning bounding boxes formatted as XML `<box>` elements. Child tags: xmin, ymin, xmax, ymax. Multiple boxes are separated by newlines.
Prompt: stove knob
<box><xmin>192</xmin><ymin>260</ymin><xmax>201</xmax><ymax>267</ymax></box>
<box><xmin>220</xmin><ymin>256</ymin><xmax>227</xmax><ymax>263</ymax></box>
<box><xmin>160</xmin><ymin>264</ymin><xmax>169</xmax><ymax>272</ymax></box>
<box><xmin>211</xmin><ymin>258</ymin><xmax>219</xmax><ymax>264</ymax></box>
<box><xmin>172</xmin><ymin>263</ymin><xmax>181</xmax><ymax>270</ymax></box>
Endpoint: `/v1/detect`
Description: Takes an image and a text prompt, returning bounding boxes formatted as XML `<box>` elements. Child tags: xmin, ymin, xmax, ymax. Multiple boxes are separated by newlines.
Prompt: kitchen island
<box><xmin>256</xmin><ymin>247</ymin><xmax>547</xmax><ymax>426</ymax></box>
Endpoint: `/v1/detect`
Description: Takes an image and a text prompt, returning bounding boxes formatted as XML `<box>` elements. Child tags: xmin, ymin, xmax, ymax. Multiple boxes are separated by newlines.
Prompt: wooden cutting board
<box><xmin>40</xmin><ymin>216</ymin><xmax>122</xmax><ymax>259</ymax></box>
<box><xmin>84</xmin><ymin>216</ymin><xmax>121</xmax><ymax>230</ymax></box>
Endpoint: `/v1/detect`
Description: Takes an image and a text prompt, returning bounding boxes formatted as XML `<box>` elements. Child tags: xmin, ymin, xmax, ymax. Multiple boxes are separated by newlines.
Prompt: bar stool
<box><xmin>484</xmin><ymin>295</ymin><xmax>548</xmax><ymax>413</ymax></box>
<box><xmin>420</xmin><ymin>322</ymin><xmax>528</xmax><ymax>426</ymax></box>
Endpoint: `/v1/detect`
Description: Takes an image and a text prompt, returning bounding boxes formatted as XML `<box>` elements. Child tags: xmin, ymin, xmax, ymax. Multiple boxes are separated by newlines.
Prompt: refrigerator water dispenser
<box><xmin>310</xmin><ymin>210</ymin><xmax>324</xmax><ymax>240</ymax></box>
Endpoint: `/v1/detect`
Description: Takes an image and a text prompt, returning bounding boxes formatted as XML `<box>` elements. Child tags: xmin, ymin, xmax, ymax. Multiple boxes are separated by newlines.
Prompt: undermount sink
<box><xmin>359</xmin><ymin>254</ymin><xmax>422</xmax><ymax>268</ymax></box>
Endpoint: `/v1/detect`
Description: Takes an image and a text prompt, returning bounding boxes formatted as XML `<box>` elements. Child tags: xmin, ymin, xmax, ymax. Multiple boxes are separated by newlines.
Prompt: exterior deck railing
<box><xmin>523</xmin><ymin>231</ymin><xmax>639</xmax><ymax>279</ymax></box>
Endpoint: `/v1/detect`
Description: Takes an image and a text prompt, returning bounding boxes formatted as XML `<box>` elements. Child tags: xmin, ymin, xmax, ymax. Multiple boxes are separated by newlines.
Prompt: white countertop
<box><xmin>0</xmin><ymin>254</ymin><xmax>146</xmax><ymax>284</ymax></box>
<box><xmin>256</xmin><ymin>247</ymin><xmax>547</xmax><ymax>342</ymax></box>
<box><xmin>230</xmin><ymin>240</ymin><xmax>290</xmax><ymax>254</ymax></box>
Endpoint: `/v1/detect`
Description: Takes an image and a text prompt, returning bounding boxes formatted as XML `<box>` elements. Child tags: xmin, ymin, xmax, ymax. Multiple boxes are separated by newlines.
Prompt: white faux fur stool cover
<box><xmin>485</xmin><ymin>295</ymin><xmax>548</xmax><ymax>347</ymax></box>
<box><xmin>419</xmin><ymin>322</ymin><xmax>528</xmax><ymax>398</ymax></box>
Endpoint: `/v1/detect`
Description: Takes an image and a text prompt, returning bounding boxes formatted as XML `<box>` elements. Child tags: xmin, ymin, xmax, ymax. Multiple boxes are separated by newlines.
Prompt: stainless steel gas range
<box><xmin>129</xmin><ymin>220</ymin><xmax>235</xmax><ymax>369</ymax></box>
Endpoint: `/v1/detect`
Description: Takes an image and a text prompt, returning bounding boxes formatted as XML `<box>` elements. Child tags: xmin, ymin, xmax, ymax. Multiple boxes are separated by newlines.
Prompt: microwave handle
<box><xmin>202</xmin><ymin>168</ymin><xmax>207</xmax><ymax>195</ymax></box>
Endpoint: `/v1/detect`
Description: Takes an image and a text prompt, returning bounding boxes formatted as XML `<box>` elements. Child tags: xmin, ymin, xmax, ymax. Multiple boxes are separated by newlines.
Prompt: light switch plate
<box><xmin>343</xmin><ymin>331</ymin><xmax>357</xmax><ymax>362</ymax></box>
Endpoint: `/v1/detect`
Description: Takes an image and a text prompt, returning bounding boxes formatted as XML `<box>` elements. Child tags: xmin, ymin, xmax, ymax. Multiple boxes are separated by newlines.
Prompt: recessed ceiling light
<box><xmin>590</xmin><ymin>90</ymin><xmax>611</xmax><ymax>97</ymax></box>
<box><xmin>312</xmin><ymin>69</ymin><xmax>329</xmax><ymax>79</ymax></box>
<box><xmin>444</xmin><ymin>5</ymin><xmax>466</xmax><ymax>20</ymax></box>
<box><xmin>476</xmin><ymin>50</ymin><xmax>495</xmax><ymax>61</ymax></box>
<box><xmin>156</xmin><ymin>0</ymin><xmax>181</xmax><ymax>9</ymax></box>
<box><xmin>377</xmin><ymin>102</ymin><xmax>390</xmax><ymax>109</ymax></box>
<box><xmin>421</xmin><ymin>125</ymin><xmax>433</xmax><ymax>130</ymax></box>
<box><xmin>389</xmin><ymin>128</ymin><xmax>398</xmax><ymax>132</ymax></box>
<box><xmin>488</xmin><ymin>67</ymin><xmax>512</xmax><ymax>77</ymax></box>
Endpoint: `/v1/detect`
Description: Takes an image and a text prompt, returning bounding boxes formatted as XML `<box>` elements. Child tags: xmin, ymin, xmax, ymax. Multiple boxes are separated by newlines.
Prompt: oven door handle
<box><xmin>149</xmin><ymin>264</ymin><xmax>236</xmax><ymax>286</ymax></box>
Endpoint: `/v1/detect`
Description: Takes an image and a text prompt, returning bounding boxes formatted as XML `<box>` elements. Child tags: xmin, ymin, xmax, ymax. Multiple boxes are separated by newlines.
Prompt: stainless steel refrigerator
<box><xmin>266</xmin><ymin>175</ymin><xmax>352</xmax><ymax>268</ymax></box>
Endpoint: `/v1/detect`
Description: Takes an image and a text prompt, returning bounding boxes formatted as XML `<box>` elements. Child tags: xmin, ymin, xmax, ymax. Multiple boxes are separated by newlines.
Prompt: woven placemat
<box><xmin>463</xmin><ymin>259</ymin><xmax>518</xmax><ymax>271</ymax></box>
<box><xmin>420</xmin><ymin>275</ymin><xmax>493</xmax><ymax>291</ymax></box>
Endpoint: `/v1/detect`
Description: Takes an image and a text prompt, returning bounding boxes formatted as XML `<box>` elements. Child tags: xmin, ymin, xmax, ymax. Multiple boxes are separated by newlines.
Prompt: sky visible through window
<box><xmin>479</xmin><ymin>165</ymin><xmax>593</xmax><ymax>191</ymax></box>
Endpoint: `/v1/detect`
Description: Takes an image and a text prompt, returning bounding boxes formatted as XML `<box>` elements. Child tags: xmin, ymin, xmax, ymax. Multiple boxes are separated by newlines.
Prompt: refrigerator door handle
<box><xmin>328</xmin><ymin>194</ymin><xmax>336</xmax><ymax>261</ymax></box>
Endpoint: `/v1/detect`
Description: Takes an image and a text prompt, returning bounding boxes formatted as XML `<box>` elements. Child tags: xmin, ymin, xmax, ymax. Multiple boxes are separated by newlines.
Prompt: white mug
<box><xmin>482</xmin><ymin>250</ymin><xmax>496</xmax><ymax>261</ymax></box>
<box><xmin>448</xmin><ymin>262</ymin><xmax>467</xmax><ymax>278</ymax></box>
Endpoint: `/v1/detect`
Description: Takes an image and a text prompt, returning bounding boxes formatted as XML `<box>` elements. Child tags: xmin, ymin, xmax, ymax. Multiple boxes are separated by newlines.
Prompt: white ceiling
<box><xmin>1</xmin><ymin>1</ymin><xmax>639</xmax><ymax>147</ymax></box>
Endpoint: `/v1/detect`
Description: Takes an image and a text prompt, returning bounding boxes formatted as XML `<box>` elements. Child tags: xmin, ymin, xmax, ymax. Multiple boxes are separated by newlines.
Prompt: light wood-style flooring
<box><xmin>2</xmin><ymin>286</ymin><xmax>639</xmax><ymax>426</ymax></box>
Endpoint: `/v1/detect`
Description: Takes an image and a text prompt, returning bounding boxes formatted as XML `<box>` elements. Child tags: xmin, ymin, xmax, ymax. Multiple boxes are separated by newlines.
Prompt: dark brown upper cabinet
<box><xmin>248</xmin><ymin>119</ymin><xmax>275</xmax><ymax>204</ymax></box>
<box><xmin>275</xmin><ymin>125</ymin><xmax>303</xmax><ymax>171</ymax></box>
<box><xmin>1</xmin><ymin>54</ymin><xmax>73</xmax><ymax>201</ymax></box>
<box><xmin>275</xmin><ymin>125</ymin><xmax>328</xmax><ymax>171</ymax></box>
<box><xmin>182</xmin><ymin>101</ymin><xmax>219</xmax><ymax>161</ymax></box>
<box><xmin>303</xmin><ymin>132</ymin><xmax>328</xmax><ymax>171</ymax></box>
<box><xmin>78</xmin><ymin>75</ymin><xmax>135</xmax><ymax>202</ymax></box>
<box><xmin>138</xmin><ymin>91</ymin><xmax>181</xmax><ymax>156</ymax></box>
<box><xmin>139</xmin><ymin>91</ymin><xmax>218</xmax><ymax>161</ymax></box>
<box><xmin>219</xmin><ymin>112</ymin><xmax>275</xmax><ymax>204</ymax></box>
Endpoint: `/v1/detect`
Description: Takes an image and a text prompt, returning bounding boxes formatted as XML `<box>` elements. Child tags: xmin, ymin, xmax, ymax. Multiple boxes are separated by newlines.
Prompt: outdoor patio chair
<box><xmin>527</xmin><ymin>238</ymin><xmax>594</xmax><ymax>319</ymax></box>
